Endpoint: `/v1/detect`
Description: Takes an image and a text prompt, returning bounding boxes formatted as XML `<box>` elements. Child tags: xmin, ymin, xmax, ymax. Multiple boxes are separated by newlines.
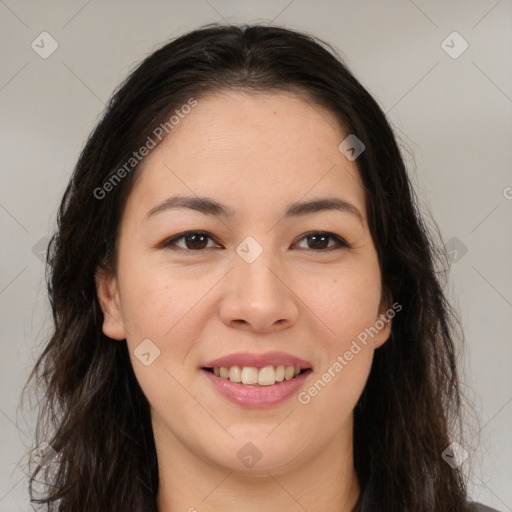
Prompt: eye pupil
<box><xmin>308</xmin><ymin>234</ymin><xmax>329</xmax><ymax>250</ymax></box>
<box><xmin>186</xmin><ymin>233</ymin><xmax>208</xmax><ymax>250</ymax></box>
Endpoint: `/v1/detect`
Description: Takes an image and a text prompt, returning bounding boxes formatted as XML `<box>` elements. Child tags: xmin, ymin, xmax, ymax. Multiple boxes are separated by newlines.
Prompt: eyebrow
<box><xmin>144</xmin><ymin>195</ymin><xmax>363</xmax><ymax>223</ymax></box>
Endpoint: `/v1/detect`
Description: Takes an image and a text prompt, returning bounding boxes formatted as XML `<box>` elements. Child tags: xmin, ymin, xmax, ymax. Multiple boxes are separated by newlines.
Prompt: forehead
<box><xmin>126</xmin><ymin>90</ymin><xmax>366</xmax><ymax>222</ymax></box>
<box><xmin>165</xmin><ymin>89</ymin><xmax>347</xmax><ymax>155</ymax></box>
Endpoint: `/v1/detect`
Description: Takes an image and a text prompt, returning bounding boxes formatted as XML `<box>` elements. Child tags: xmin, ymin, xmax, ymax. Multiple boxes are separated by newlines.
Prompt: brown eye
<box><xmin>161</xmin><ymin>231</ymin><xmax>220</xmax><ymax>251</ymax></box>
<box><xmin>182</xmin><ymin>233</ymin><xmax>209</xmax><ymax>250</ymax></box>
<box><xmin>295</xmin><ymin>232</ymin><xmax>349</xmax><ymax>251</ymax></box>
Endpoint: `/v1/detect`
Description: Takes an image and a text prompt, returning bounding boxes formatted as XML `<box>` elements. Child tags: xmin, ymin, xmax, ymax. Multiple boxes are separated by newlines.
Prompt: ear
<box><xmin>373</xmin><ymin>290</ymin><xmax>394</xmax><ymax>349</ymax></box>
<box><xmin>95</xmin><ymin>268</ymin><xmax>127</xmax><ymax>340</ymax></box>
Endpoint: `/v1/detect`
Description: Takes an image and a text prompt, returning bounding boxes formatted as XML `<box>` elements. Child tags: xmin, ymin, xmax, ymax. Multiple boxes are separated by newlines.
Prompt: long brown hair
<box><xmin>22</xmin><ymin>22</ymin><xmax>478</xmax><ymax>511</ymax></box>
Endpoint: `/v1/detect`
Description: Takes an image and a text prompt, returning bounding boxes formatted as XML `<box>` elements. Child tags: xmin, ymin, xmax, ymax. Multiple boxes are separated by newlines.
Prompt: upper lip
<box><xmin>203</xmin><ymin>351</ymin><xmax>313</xmax><ymax>370</ymax></box>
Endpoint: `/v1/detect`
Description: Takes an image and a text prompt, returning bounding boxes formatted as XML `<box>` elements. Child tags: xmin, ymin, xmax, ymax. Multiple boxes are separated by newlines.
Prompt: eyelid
<box><xmin>294</xmin><ymin>231</ymin><xmax>350</xmax><ymax>250</ymax></box>
<box><xmin>156</xmin><ymin>230</ymin><xmax>221</xmax><ymax>251</ymax></box>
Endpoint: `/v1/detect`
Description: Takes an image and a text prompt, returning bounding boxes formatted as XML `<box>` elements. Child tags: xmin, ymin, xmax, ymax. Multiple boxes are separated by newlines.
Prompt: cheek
<box><xmin>304</xmin><ymin>260</ymin><xmax>382</xmax><ymax>346</ymax></box>
<box><xmin>297</xmin><ymin>270</ymin><xmax>379</xmax><ymax>424</ymax></box>
<box><xmin>297</xmin><ymin>258</ymin><xmax>381</xmax><ymax>406</ymax></box>
<box><xmin>117</xmin><ymin>267</ymin><xmax>198</xmax><ymax>415</ymax></box>
<box><xmin>117</xmin><ymin>253</ymin><xmax>202</xmax><ymax>340</ymax></box>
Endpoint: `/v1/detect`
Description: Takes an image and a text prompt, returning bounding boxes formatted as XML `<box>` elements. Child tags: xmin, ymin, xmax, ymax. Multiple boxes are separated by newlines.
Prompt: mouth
<box><xmin>201</xmin><ymin>351</ymin><xmax>313</xmax><ymax>407</ymax></box>
<box><xmin>201</xmin><ymin>365</ymin><xmax>313</xmax><ymax>387</ymax></box>
<box><xmin>201</xmin><ymin>365</ymin><xmax>313</xmax><ymax>408</ymax></box>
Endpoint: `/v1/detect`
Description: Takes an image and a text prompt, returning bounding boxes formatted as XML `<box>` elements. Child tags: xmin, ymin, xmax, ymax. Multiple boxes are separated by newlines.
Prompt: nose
<box><xmin>218</xmin><ymin>249</ymin><xmax>300</xmax><ymax>333</ymax></box>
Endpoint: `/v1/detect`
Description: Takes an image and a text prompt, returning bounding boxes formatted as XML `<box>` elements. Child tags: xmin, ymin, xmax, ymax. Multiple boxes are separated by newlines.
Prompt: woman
<box><xmin>23</xmin><ymin>23</ymin><xmax>498</xmax><ymax>512</ymax></box>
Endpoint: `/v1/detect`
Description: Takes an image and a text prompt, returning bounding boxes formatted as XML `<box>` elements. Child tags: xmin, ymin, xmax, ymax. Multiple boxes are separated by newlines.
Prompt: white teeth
<box><xmin>258</xmin><ymin>365</ymin><xmax>275</xmax><ymax>386</ymax></box>
<box><xmin>241</xmin><ymin>366</ymin><xmax>258</xmax><ymax>385</ymax></box>
<box><xmin>284</xmin><ymin>366</ymin><xmax>295</xmax><ymax>380</ymax></box>
<box><xmin>211</xmin><ymin>364</ymin><xmax>305</xmax><ymax>386</ymax></box>
<box><xmin>228</xmin><ymin>366</ymin><xmax>242</xmax><ymax>383</ymax></box>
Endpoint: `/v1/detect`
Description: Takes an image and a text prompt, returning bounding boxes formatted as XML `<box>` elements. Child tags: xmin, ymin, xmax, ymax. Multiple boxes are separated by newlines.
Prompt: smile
<box><xmin>201</xmin><ymin>367</ymin><xmax>313</xmax><ymax>408</ymax></box>
<box><xmin>205</xmin><ymin>365</ymin><xmax>307</xmax><ymax>386</ymax></box>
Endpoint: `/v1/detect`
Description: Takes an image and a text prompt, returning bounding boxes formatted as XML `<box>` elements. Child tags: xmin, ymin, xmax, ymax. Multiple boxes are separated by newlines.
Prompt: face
<box><xmin>96</xmin><ymin>90</ymin><xmax>392</xmax><ymax>475</ymax></box>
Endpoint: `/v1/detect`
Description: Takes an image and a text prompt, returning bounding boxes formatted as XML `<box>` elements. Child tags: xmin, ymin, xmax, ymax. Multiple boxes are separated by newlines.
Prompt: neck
<box><xmin>154</xmin><ymin>414</ymin><xmax>361</xmax><ymax>512</ymax></box>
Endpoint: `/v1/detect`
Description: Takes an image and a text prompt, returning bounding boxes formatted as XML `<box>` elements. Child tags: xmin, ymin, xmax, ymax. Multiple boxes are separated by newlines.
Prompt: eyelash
<box><xmin>159</xmin><ymin>230</ymin><xmax>350</xmax><ymax>253</ymax></box>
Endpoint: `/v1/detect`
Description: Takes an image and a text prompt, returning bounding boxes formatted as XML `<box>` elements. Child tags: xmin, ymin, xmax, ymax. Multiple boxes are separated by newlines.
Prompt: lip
<box><xmin>202</xmin><ymin>351</ymin><xmax>313</xmax><ymax>370</ymax></box>
<box><xmin>201</xmin><ymin>368</ymin><xmax>312</xmax><ymax>408</ymax></box>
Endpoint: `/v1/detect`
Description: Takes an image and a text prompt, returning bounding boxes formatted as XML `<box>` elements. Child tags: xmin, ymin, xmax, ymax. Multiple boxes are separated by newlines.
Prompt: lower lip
<box><xmin>201</xmin><ymin>369</ymin><xmax>312</xmax><ymax>408</ymax></box>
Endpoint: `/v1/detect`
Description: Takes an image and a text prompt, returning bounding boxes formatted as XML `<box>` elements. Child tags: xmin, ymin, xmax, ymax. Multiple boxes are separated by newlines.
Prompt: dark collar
<box><xmin>351</xmin><ymin>480</ymin><xmax>501</xmax><ymax>512</ymax></box>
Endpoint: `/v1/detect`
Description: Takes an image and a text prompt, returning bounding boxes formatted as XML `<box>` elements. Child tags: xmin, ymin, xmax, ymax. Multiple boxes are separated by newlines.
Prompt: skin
<box><xmin>96</xmin><ymin>90</ymin><xmax>392</xmax><ymax>512</ymax></box>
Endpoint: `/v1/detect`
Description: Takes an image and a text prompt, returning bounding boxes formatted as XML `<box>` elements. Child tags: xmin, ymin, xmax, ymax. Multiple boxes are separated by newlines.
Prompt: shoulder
<box><xmin>469</xmin><ymin>501</ymin><xmax>502</xmax><ymax>512</ymax></box>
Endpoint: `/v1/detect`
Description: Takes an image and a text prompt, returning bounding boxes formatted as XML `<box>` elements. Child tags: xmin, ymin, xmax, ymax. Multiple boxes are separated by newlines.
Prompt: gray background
<box><xmin>1</xmin><ymin>1</ymin><xmax>511</xmax><ymax>510</ymax></box>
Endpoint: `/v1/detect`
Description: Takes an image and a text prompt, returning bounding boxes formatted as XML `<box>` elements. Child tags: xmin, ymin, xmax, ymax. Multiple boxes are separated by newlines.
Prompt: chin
<box><xmin>206</xmin><ymin>434</ymin><xmax>309</xmax><ymax>475</ymax></box>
